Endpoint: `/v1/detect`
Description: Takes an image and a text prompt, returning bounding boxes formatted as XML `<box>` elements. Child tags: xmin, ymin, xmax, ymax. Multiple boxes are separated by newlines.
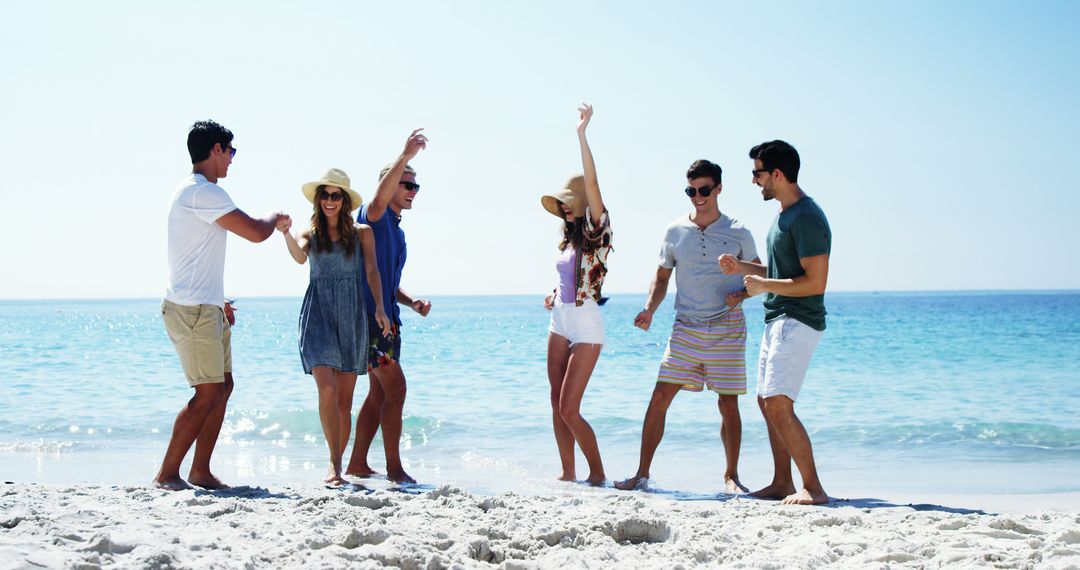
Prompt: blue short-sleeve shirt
<box><xmin>359</xmin><ymin>204</ymin><xmax>407</xmax><ymax>325</ymax></box>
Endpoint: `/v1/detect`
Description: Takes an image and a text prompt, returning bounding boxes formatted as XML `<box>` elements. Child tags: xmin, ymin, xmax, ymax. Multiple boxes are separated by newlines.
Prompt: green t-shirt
<box><xmin>764</xmin><ymin>197</ymin><xmax>831</xmax><ymax>331</ymax></box>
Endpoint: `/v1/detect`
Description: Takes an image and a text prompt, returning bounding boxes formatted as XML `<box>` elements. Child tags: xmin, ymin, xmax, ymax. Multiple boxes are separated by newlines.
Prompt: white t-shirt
<box><xmin>164</xmin><ymin>173</ymin><xmax>237</xmax><ymax>307</ymax></box>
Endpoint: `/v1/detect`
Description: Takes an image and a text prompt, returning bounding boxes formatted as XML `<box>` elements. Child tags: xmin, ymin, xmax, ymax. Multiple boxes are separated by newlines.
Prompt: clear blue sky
<box><xmin>3</xmin><ymin>0</ymin><xmax>1078</xmax><ymax>299</ymax></box>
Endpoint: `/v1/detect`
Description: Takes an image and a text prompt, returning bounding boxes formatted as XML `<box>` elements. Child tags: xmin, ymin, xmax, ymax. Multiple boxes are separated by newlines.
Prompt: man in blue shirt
<box><xmin>345</xmin><ymin>129</ymin><xmax>430</xmax><ymax>484</ymax></box>
<box><xmin>720</xmin><ymin>140</ymin><xmax>832</xmax><ymax>505</ymax></box>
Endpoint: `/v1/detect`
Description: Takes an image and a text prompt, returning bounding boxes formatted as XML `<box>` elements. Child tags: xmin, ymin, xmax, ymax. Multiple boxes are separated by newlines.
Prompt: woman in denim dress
<box><xmin>277</xmin><ymin>168</ymin><xmax>392</xmax><ymax>486</ymax></box>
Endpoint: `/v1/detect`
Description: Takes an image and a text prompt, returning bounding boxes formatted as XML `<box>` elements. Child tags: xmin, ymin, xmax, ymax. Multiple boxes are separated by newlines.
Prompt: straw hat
<box><xmin>541</xmin><ymin>175</ymin><xmax>586</xmax><ymax>218</ymax></box>
<box><xmin>301</xmin><ymin>168</ymin><xmax>363</xmax><ymax>212</ymax></box>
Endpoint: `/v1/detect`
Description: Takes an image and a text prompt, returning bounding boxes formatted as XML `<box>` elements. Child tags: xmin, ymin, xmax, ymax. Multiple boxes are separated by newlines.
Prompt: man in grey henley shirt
<box><xmin>616</xmin><ymin>159</ymin><xmax>760</xmax><ymax>494</ymax></box>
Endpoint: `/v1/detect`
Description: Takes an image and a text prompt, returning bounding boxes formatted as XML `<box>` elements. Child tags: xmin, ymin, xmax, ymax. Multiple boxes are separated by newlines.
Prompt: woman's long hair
<box><xmin>309</xmin><ymin>185</ymin><xmax>357</xmax><ymax>258</ymax></box>
<box><xmin>559</xmin><ymin>217</ymin><xmax>596</xmax><ymax>253</ymax></box>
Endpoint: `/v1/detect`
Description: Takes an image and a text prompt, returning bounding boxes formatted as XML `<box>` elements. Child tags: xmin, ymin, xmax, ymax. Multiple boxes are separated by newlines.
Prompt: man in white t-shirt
<box><xmin>154</xmin><ymin>120</ymin><xmax>289</xmax><ymax>491</ymax></box>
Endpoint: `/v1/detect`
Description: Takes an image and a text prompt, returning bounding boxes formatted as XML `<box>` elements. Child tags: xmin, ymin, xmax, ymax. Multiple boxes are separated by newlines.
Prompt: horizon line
<box><xmin>2</xmin><ymin>288</ymin><xmax>1079</xmax><ymax>302</ymax></box>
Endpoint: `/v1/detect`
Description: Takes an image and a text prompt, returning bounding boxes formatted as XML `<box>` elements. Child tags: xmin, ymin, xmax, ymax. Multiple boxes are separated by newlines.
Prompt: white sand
<box><xmin>2</xmin><ymin>482</ymin><xmax>1079</xmax><ymax>569</ymax></box>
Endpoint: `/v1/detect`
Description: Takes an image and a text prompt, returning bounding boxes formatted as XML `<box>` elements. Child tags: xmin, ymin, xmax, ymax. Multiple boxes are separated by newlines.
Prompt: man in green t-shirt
<box><xmin>719</xmin><ymin>139</ymin><xmax>832</xmax><ymax>505</ymax></box>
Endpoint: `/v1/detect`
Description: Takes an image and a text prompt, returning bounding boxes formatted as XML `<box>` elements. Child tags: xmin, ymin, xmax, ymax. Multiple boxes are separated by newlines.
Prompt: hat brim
<box><xmin>302</xmin><ymin>182</ymin><xmax>363</xmax><ymax>212</ymax></box>
<box><xmin>541</xmin><ymin>184</ymin><xmax>587</xmax><ymax>218</ymax></box>
<box><xmin>541</xmin><ymin>195</ymin><xmax>565</xmax><ymax>218</ymax></box>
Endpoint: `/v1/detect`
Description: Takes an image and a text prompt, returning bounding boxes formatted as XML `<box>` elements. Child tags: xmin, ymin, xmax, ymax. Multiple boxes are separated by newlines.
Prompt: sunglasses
<box><xmin>752</xmin><ymin>168</ymin><xmax>771</xmax><ymax>177</ymax></box>
<box><xmin>223</xmin><ymin>145</ymin><xmax>237</xmax><ymax>158</ymax></box>
<box><xmin>317</xmin><ymin>190</ymin><xmax>345</xmax><ymax>202</ymax></box>
<box><xmin>684</xmin><ymin>184</ymin><xmax>716</xmax><ymax>198</ymax></box>
<box><xmin>399</xmin><ymin>181</ymin><xmax>420</xmax><ymax>192</ymax></box>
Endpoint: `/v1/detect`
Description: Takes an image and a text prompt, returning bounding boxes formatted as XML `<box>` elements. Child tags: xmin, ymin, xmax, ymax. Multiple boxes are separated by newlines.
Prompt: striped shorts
<box><xmin>657</xmin><ymin>309</ymin><xmax>747</xmax><ymax>395</ymax></box>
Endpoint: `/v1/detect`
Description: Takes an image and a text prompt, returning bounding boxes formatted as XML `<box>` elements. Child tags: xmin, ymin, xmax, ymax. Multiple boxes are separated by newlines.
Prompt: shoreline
<box><xmin>3</xmin><ymin>481</ymin><xmax>1079</xmax><ymax>568</ymax></box>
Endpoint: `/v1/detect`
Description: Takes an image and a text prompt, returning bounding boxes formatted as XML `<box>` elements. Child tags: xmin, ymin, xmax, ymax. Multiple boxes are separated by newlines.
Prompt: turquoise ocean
<box><xmin>2</xmin><ymin>292</ymin><xmax>1078</xmax><ymax>499</ymax></box>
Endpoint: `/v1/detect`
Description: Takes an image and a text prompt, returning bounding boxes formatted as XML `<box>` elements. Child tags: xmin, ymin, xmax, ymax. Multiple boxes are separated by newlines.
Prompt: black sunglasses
<box><xmin>684</xmin><ymin>184</ymin><xmax>716</xmax><ymax>198</ymax></box>
<box><xmin>400</xmin><ymin>181</ymin><xmax>420</xmax><ymax>192</ymax></box>
<box><xmin>752</xmin><ymin>168</ymin><xmax>771</xmax><ymax>177</ymax></box>
<box><xmin>317</xmin><ymin>190</ymin><xmax>345</xmax><ymax>202</ymax></box>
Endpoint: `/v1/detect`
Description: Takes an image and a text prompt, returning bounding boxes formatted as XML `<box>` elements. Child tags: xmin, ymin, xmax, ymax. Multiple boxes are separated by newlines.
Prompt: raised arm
<box><xmin>633</xmin><ymin>266</ymin><xmax>674</xmax><ymax>331</ymax></box>
<box><xmin>358</xmin><ymin>225</ymin><xmax>392</xmax><ymax>337</ymax></box>
<box><xmin>577</xmin><ymin>104</ymin><xmax>604</xmax><ymax>225</ymax></box>
<box><xmin>217</xmin><ymin>209</ymin><xmax>287</xmax><ymax>243</ymax></box>
<box><xmin>366</xmin><ymin>129</ymin><xmax>428</xmax><ymax>223</ymax></box>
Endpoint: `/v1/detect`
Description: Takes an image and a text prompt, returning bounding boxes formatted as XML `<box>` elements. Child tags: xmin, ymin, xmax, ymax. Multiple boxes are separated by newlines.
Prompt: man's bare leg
<box><xmin>614</xmin><ymin>382</ymin><xmax>681</xmax><ymax>490</ymax></box>
<box><xmin>154</xmin><ymin>382</ymin><xmax>226</xmax><ymax>491</ymax></box>
<box><xmin>371</xmin><ymin>362</ymin><xmax>415</xmax><ymax>484</ymax></box>
<box><xmin>717</xmin><ymin>394</ymin><xmax>748</xmax><ymax>493</ymax></box>
<box><xmin>345</xmin><ymin>374</ymin><xmax>384</xmax><ymax>477</ymax></box>
<box><xmin>187</xmin><ymin>374</ymin><xmax>234</xmax><ymax>490</ymax></box>
<box><xmin>547</xmin><ymin>333</ymin><xmax>576</xmax><ymax>481</ymax></box>
<box><xmin>750</xmin><ymin>395</ymin><xmax>797</xmax><ymax>499</ymax></box>
<box><xmin>312</xmin><ymin>367</ymin><xmax>348</xmax><ymax>485</ymax></box>
<box><xmin>761</xmin><ymin>395</ymin><xmax>828</xmax><ymax>505</ymax></box>
<box><xmin>558</xmin><ymin>343</ymin><xmax>605</xmax><ymax>485</ymax></box>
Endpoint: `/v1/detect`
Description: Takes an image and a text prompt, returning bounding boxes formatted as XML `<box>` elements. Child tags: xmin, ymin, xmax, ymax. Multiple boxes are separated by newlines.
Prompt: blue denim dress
<box><xmin>298</xmin><ymin>241</ymin><xmax>369</xmax><ymax>374</ymax></box>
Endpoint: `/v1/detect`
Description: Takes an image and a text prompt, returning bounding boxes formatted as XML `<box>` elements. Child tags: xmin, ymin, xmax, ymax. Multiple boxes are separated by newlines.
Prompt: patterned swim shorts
<box><xmin>657</xmin><ymin>309</ymin><xmax>747</xmax><ymax>395</ymax></box>
<box><xmin>368</xmin><ymin>320</ymin><xmax>402</xmax><ymax>371</ymax></box>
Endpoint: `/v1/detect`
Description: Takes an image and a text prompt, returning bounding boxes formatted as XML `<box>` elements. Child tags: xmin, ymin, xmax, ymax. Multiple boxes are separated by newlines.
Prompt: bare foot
<box><xmin>614</xmin><ymin>475</ymin><xmax>649</xmax><ymax>491</ymax></box>
<box><xmin>152</xmin><ymin>476</ymin><xmax>193</xmax><ymax>491</ymax></box>
<box><xmin>386</xmin><ymin>468</ymin><xmax>416</xmax><ymax>485</ymax></box>
<box><xmin>749</xmin><ymin>483</ymin><xmax>796</xmax><ymax>500</ymax></box>
<box><xmin>556</xmin><ymin>471</ymin><xmax>576</xmax><ymax>482</ymax></box>
<box><xmin>324</xmin><ymin>475</ymin><xmax>348</xmax><ymax>488</ymax></box>
<box><xmin>724</xmin><ymin>476</ymin><xmax>750</xmax><ymax>494</ymax></box>
<box><xmin>585</xmin><ymin>474</ymin><xmax>606</xmax><ymax>487</ymax></box>
<box><xmin>781</xmin><ymin>488</ymin><xmax>829</xmax><ymax>505</ymax></box>
<box><xmin>187</xmin><ymin>473</ymin><xmax>230</xmax><ymax>490</ymax></box>
<box><xmin>345</xmin><ymin>465</ymin><xmax>380</xmax><ymax>478</ymax></box>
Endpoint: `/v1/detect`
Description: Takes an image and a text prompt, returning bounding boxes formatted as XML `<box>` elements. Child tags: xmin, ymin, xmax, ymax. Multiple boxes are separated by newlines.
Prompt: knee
<box><xmin>192</xmin><ymin>383</ymin><xmax>226</xmax><ymax>410</ymax></box>
<box><xmin>761</xmin><ymin>397</ymin><xmax>793</xmax><ymax>423</ymax></box>
<box><xmin>557</xmin><ymin>400</ymin><xmax>577</xmax><ymax>423</ymax></box>
<box><xmin>362</xmin><ymin>391</ymin><xmax>384</xmax><ymax>408</ymax></box>
<box><xmin>382</xmin><ymin>386</ymin><xmax>406</xmax><ymax>407</ymax></box>
<box><xmin>717</xmin><ymin>396</ymin><xmax>739</xmax><ymax>417</ymax></box>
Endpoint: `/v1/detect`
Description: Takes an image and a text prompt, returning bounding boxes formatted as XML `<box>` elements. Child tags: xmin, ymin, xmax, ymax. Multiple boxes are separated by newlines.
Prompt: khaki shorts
<box><xmin>161</xmin><ymin>299</ymin><xmax>232</xmax><ymax>386</ymax></box>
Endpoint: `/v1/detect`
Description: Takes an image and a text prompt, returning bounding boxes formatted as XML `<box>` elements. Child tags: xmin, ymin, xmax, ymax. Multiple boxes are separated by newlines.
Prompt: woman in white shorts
<box><xmin>540</xmin><ymin>104</ymin><xmax>613</xmax><ymax>486</ymax></box>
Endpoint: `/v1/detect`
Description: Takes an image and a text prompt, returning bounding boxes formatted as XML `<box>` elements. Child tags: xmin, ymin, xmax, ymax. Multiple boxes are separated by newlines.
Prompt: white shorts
<box><xmin>756</xmin><ymin>316</ymin><xmax>823</xmax><ymax>401</ymax></box>
<box><xmin>549</xmin><ymin>299</ymin><xmax>605</xmax><ymax>346</ymax></box>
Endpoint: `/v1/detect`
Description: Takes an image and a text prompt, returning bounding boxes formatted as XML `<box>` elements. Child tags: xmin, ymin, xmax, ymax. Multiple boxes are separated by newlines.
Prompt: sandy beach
<box><xmin>3</xmin><ymin>482</ymin><xmax>1079</xmax><ymax>569</ymax></box>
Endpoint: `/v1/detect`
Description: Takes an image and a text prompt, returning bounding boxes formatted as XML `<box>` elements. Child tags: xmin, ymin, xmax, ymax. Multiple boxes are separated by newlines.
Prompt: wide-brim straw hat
<box><xmin>541</xmin><ymin>174</ymin><xmax>586</xmax><ymax>218</ymax></box>
<box><xmin>302</xmin><ymin>168</ymin><xmax>363</xmax><ymax>212</ymax></box>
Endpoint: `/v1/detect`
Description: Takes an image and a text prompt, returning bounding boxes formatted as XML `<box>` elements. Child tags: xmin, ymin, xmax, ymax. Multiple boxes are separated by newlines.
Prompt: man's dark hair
<box><xmin>187</xmin><ymin>120</ymin><xmax>234</xmax><ymax>164</ymax></box>
<box><xmin>686</xmin><ymin>159</ymin><xmax>722</xmax><ymax>184</ymax></box>
<box><xmin>749</xmin><ymin>140</ymin><xmax>800</xmax><ymax>183</ymax></box>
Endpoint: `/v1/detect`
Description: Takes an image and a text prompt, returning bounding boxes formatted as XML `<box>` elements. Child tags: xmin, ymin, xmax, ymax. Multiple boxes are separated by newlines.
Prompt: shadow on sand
<box><xmin>632</xmin><ymin>486</ymin><xmax>989</xmax><ymax>515</ymax></box>
<box><xmin>828</xmin><ymin>497</ymin><xmax>989</xmax><ymax>515</ymax></box>
<box><xmin>192</xmin><ymin>485</ymin><xmax>297</xmax><ymax>500</ymax></box>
